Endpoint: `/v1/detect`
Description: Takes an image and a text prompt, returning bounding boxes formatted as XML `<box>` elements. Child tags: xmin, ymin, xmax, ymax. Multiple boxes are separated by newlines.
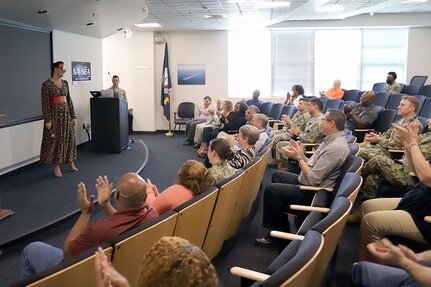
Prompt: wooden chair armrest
<box><xmin>290</xmin><ymin>204</ymin><xmax>330</xmax><ymax>213</ymax></box>
<box><xmin>354</xmin><ymin>129</ymin><xmax>374</xmax><ymax>132</ymax></box>
<box><xmin>230</xmin><ymin>267</ymin><xmax>270</xmax><ymax>282</ymax></box>
<box><xmin>268</xmin><ymin>119</ymin><xmax>282</xmax><ymax>123</ymax></box>
<box><xmin>299</xmin><ymin>185</ymin><xmax>333</xmax><ymax>192</ymax></box>
<box><xmin>305</xmin><ymin>151</ymin><xmax>315</xmax><ymax>155</ymax></box>
<box><xmin>388</xmin><ymin>149</ymin><xmax>405</xmax><ymax>153</ymax></box>
<box><xmin>424</xmin><ymin>216</ymin><xmax>431</xmax><ymax>223</ymax></box>
<box><xmin>301</xmin><ymin>143</ymin><xmax>319</xmax><ymax>147</ymax></box>
<box><xmin>270</xmin><ymin>230</ymin><xmax>305</xmax><ymax>241</ymax></box>
<box><xmin>273</xmin><ymin>122</ymin><xmax>284</xmax><ymax>130</ymax></box>
<box><xmin>409</xmin><ymin>172</ymin><xmax>417</xmax><ymax>177</ymax></box>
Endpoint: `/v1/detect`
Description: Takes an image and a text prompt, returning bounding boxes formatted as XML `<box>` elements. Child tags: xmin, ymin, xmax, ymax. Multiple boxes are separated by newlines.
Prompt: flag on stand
<box><xmin>161</xmin><ymin>42</ymin><xmax>172</xmax><ymax>121</ymax></box>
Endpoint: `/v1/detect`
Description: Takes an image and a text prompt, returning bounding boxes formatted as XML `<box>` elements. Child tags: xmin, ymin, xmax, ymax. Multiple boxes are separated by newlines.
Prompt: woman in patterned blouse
<box><xmin>228</xmin><ymin>125</ymin><xmax>259</xmax><ymax>169</ymax></box>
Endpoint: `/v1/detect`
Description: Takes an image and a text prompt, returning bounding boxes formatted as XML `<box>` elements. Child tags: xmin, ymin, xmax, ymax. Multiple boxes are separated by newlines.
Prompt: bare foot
<box><xmin>67</xmin><ymin>162</ymin><xmax>79</xmax><ymax>172</ymax></box>
<box><xmin>54</xmin><ymin>165</ymin><xmax>63</xmax><ymax>178</ymax></box>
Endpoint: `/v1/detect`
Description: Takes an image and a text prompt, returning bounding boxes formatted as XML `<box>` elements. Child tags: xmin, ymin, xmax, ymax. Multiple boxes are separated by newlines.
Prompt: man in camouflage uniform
<box><xmin>268</xmin><ymin>98</ymin><xmax>311</xmax><ymax>166</ymax></box>
<box><xmin>275</xmin><ymin>97</ymin><xmax>324</xmax><ymax>170</ymax></box>
<box><xmin>358</xmin><ymin>95</ymin><xmax>423</xmax><ymax>163</ymax></box>
<box><xmin>360</xmin><ymin>118</ymin><xmax>431</xmax><ymax>199</ymax></box>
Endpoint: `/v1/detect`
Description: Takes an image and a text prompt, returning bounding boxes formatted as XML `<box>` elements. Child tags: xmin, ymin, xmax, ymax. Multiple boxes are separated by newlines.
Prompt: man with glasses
<box><xmin>255</xmin><ymin>110</ymin><xmax>349</xmax><ymax>246</ymax></box>
<box><xmin>21</xmin><ymin>173</ymin><xmax>158</xmax><ymax>277</ymax></box>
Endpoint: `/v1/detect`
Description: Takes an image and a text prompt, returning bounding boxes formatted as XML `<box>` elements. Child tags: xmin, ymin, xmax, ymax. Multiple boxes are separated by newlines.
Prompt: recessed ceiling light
<box><xmin>134</xmin><ymin>23</ymin><xmax>162</xmax><ymax>28</ymax></box>
<box><xmin>255</xmin><ymin>1</ymin><xmax>290</xmax><ymax>9</ymax></box>
<box><xmin>86</xmin><ymin>22</ymin><xmax>94</xmax><ymax>26</ymax></box>
<box><xmin>37</xmin><ymin>10</ymin><xmax>48</xmax><ymax>14</ymax></box>
<box><xmin>315</xmin><ymin>4</ymin><xmax>345</xmax><ymax>12</ymax></box>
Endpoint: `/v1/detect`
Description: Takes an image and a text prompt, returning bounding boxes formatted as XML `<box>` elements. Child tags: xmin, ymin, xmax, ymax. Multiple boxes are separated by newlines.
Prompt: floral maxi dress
<box><xmin>40</xmin><ymin>79</ymin><xmax>77</xmax><ymax>165</ymax></box>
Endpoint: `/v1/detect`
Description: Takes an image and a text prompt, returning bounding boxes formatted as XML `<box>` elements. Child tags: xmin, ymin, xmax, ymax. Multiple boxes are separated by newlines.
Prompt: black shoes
<box><xmin>255</xmin><ymin>235</ymin><xmax>279</xmax><ymax>247</ymax></box>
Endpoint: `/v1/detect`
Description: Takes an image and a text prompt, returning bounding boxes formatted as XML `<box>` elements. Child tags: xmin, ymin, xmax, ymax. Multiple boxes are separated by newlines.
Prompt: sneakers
<box><xmin>255</xmin><ymin>234</ymin><xmax>280</xmax><ymax>247</ymax></box>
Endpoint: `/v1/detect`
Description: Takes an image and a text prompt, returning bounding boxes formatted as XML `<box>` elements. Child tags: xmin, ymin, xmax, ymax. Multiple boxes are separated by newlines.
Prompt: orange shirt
<box><xmin>145</xmin><ymin>184</ymin><xmax>194</xmax><ymax>215</ymax></box>
<box><xmin>325</xmin><ymin>88</ymin><xmax>344</xmax><ymax>99</ymax></box>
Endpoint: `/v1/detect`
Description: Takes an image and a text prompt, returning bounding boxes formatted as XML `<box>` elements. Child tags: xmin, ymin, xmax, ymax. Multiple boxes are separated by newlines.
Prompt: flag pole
<box><xmin>165</xmin><ymin>120</ymin><xmax>173</xmax><ymax>136</ymax></box>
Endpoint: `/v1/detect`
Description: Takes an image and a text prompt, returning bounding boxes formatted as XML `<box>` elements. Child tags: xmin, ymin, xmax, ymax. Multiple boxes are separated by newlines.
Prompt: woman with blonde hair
<box><xmin>228</xmin><ymin>125</ymin><xmax>260</xmax><ymax>169</ymax></box>
<box><xmin>95</xmin><ymin>236</ymin><xmax>218</xmax><ymax>287</ymax></box>
<box><xmin>145</xmin><ymin>160</ymin><xmax>215</xmax><ymax>215</ymax></box>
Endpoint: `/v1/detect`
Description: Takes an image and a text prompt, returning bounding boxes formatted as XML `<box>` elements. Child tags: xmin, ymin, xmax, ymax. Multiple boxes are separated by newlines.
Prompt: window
<box><xmin>228</xmin><ymin>31</ymin><xmax>271</xmax><ymax>98</ymax></box>
<box><xmin>227</xmin><ymin>28</ymin><xmax>407</xmax><ymax>98</ymax></box>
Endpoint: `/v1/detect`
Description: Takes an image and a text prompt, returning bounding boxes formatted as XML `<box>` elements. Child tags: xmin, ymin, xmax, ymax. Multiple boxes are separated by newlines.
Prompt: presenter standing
<box><xmin>40</xmin><ymin>61</ymin><xmax>78</xmax><ymax>178</ymax></box>
<box><xmin>108</xmin><ymin>75</ymin><xmax>133</xmax><ymax>134</ymax></box>
<box><xmin>109</xmin><ymin>75</ymin><xmax>127</xmax><ymax>101</ymax></box>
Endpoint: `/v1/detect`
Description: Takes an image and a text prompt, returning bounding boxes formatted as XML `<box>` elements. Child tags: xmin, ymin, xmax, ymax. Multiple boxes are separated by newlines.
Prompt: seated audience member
<box><xmin>284</xmin><ymin>84</ymin><xmax>305</xmax><ymax>108</ymax></box>
<box><xmin>358</xmin><ymin>123</ymin><xmax>431</xmax><ymax>261</ymax></box>
<box><xmin>193</xmin><ymin>98</ymin><xmax>224</xmax><ymax>147</ymax></box>
<box><xmin>274</xmin><ymin>97</ymin><xmax>324</xmax><ymax>171</ymax></box>
<box><xmin>358</xmin><ymin>95</ymin><xmax>423</xmax><ymax>163</ymax></box>
<box><xmin>268</xmin><ymin>98</ymin><xmax>311</xmax><ymax>167</ymax></box>
<box><xmin>383</xmin><ymin>71</ymin><xmax>401</xmax><ymax>94</ymax></box>
<box><xmin>183</xmin><ymin>96</ymin><xmax>216</xmax><ymax>146</ymax></box>
<box><xmin>248</xmin><ymin>90</ymin><xmax>263</xmax><ymax>107</ymax></box>
<box><xmin>344</xmin><ymin>91</ymin><xmax>379</xmax><ymax>135</ymax></box>
<box><xmin>228</xmin><ymin>125</ymin><xmax>260</xmax><ymax>169</ymax></box>
<box><xmin>319</xmin><ymin>79</ymin><xmax>344</xmax><ymax>99</ymax></box>
<box><xmin>217</xmin><ymin>113</ymin><xmax>269</xmax><ymax>155</ymax></box>
<box><xmin>352</xmin><ymin>238</ymin><xmax>431</xmax><ymax>287</ymax></box>
<box><xmin>95</xmin><ymin>236</ymin><xmax>218</xmax><ymax>287</ymax></box>
<box><xmin>145</xmin><ymin>160</ymin><xmax>215</xmax><ymax>215</ymax></box>
<box><xmin>357</xmin><ymin>117</ymin><xmax>431</xmax><ymax>201</ymax></box>
<box><xmin>255</xmin><ymin>110</ymin><xmax>349</xmax><ymax>246</ymax></box>
<box><xmin>21</xmin><ymin>173</ymin><xmax>158</xmax><ymax>277</ymax></box>
<box><xmin>197</xmin><ymin>101</ymin><xmax>247</xmax><ymax>155</ymax></box>
<box><xmin>245</xmin><ymin>105</ymin><xmax>260</xmax><ymax>125</ymax></box>
<box><xmin>207</xmin><ymin>138</ymin><xmax>237</xmax><ymax>183</ymax></box>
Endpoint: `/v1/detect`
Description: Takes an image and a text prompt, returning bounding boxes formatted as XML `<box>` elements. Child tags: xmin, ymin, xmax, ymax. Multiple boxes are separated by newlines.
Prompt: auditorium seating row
<box><xmin>371</xmin><ymin>83</ymin><xmax>431</xmax><ymax>98</ymax></box>
<box><xmin>12</xmin><ymin>143</ymin><xmax>273</xmax><ymax>287</ymax></box>
<box><xmin>231</xmin><ymin>155</ymin><xmax>364</xmax><ymax>286</ymax></box>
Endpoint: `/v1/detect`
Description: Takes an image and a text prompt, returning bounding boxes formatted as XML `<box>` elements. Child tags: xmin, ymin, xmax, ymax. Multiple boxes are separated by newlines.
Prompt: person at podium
<box><xmin>109</xmin><ymin>75</ymin><xmax>127</xmax><ymax>101</ymax></box>
<box><xmin>40</xmin><ymin>61</ymin><xmax>78</xmax><ymax>178</ymax></box>
<box><xmin>108</xmin><ymin>75</ymin><xmax>133</xmax><ymax>134</ymax></box>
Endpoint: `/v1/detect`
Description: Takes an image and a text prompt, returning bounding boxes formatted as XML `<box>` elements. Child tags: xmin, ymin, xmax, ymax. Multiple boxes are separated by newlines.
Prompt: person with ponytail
<box><xmin>207</xmin><ymin>138</ymin><xmax>238</xmax><ymax>183</ymax></box>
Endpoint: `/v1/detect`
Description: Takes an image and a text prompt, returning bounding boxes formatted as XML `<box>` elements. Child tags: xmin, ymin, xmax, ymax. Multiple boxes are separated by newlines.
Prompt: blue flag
<box><xmin>161</xmin><ymin>43</ymin><xmax>172</xmax><ymax>121</ymax></box>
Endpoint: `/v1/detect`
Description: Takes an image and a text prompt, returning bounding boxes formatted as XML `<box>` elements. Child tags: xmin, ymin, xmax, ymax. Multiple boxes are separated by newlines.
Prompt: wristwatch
<box><xmin>296</xmin><ymin>157</ymin><xmax>303</xmax><ymax>162</ymax></box>
<box><xmin>409</xmin><ymin>143</ymin><xmax>419</xmax><ymax>148</ymax></box>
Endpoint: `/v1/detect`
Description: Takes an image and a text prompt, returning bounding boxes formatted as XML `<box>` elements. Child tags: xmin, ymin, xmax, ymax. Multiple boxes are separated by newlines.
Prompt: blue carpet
<box><xmin>0</xmin><ymin>140</ymin><xmax>147</xmax><ymax>246</ymax></box>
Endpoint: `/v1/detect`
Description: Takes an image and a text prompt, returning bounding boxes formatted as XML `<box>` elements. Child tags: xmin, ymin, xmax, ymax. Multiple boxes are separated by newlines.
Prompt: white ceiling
<box><xmin>0</xmin><ymin>0</ymin><xmax>430</xmax><ymax>38</ymax></box>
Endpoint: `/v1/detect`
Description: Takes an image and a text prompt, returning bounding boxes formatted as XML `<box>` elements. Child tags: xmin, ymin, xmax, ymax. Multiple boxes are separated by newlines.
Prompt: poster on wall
<box><xmin>71</xmin><ymin>61</ymin><xmax>91</xmax><ymax>84</ymax></box>
<box><xmin>177</xmin><ymin>64</ymin><xmax>206</xmax><ymax>85</ymax></box>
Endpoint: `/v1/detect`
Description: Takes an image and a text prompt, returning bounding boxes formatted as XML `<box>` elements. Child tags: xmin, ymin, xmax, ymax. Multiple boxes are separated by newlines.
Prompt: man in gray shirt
<box><xmin>255</xmin><ymin>110</ymin><xmax>349</xmax><ymax>246</ymax></box>
<box><xmin>344</xmin><ymin>91</ymin><xmax>379</xmax><ymax>138</ymax></box>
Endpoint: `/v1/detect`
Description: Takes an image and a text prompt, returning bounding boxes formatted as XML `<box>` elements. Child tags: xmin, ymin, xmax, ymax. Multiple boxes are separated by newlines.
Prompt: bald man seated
<box><xmin>21</xmin><ymin>173</ymin><xmax>158</xmax><ymax>278</ymax></box>
<box><xmin>344</xmin><ymin>91</ymin><xmax>379</xmax><ymax>133</ymax></box>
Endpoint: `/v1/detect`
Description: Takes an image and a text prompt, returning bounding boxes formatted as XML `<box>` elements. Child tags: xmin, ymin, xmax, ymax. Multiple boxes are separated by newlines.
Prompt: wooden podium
<box><xmin>90</xmin><ymin>97</ymin><xmax>129</xmax><ymax>153</ymax></box>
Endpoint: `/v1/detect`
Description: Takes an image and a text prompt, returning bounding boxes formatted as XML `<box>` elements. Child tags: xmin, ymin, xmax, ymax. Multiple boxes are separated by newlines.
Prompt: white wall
<box><xmin>152</xmin><ymin>31</ymin><xmax>229</xmax><ymax>130</ymax></box>
<box><xmin>103</xmin><ymin>31</ymin><xmax>155</xmax><ymax>131</ymax></box>
<box><xmin>407</xmin><ymin>27</ymin><xmax>431</xmax><ymax>85</ymax></box>
<box><xmin>0</xmin><ymin>30</ymin><xmax>102</xmax><ymax>175</ymax></box>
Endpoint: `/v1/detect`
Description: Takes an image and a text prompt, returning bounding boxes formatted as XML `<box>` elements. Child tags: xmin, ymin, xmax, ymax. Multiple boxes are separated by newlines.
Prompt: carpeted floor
<box><xmin>0</xmin><ymin>132</ymin><xmax>360</xmax><ymax>286</ymax></box>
